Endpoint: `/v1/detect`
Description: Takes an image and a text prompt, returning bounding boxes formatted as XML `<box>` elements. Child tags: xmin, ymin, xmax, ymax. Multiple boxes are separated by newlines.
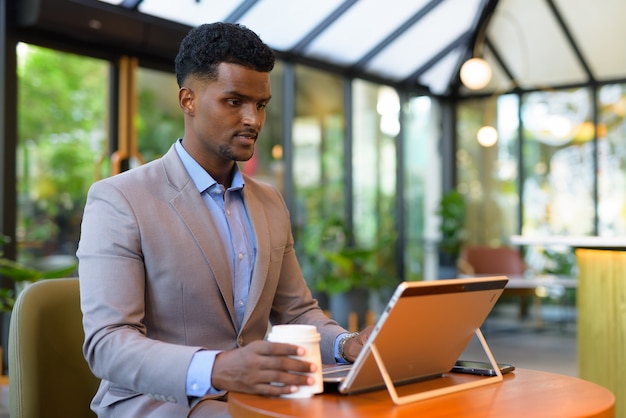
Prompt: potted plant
<box><xmin>437</xmin><ymin>189</ymin><xmax>467</xmax><ymax>277</ymax></box>
<box><xmin>304</xmin><ymin>219</ymin><xmax>397</xmax><ymax>329</ymax></box>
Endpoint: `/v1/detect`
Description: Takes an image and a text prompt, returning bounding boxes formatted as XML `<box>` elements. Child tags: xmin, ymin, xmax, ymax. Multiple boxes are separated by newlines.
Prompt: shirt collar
<box><xmin>174</xmin><ymin>139</ymin><xmax>245</xmax><ymax>193</ymax></box>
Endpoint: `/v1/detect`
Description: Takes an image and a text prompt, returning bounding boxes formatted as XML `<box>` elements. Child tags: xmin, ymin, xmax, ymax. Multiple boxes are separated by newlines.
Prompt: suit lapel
<box><xmin>162</xmin><ymin>146</ymin><xmax>237</xmax><ymax>327</ymax></box>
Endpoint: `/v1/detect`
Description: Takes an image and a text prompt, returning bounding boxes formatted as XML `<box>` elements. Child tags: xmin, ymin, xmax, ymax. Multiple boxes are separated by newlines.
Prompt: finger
<box><xmin>266</xmin><ymin>355</ymin><xmax>316</xmax><ymax>374</ymax></box>
<box><xmin>265</xmin><ymin>341</ymin><xmax>307</xmax><ymax>357</ymax></box>
<box><xmin>254</xmin><ymin>370</ymin><xmax>316</xmax><ymax>396</ymax></box>
<box><xmin>248</xmin><ymin>340</ymin><xmax>305</xmax><ymax>357</ymax></box>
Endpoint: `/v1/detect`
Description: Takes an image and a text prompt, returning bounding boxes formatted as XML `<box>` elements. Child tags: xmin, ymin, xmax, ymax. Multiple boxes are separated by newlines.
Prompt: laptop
<box><xmin>322</xmin><ymin>276</ymin><xmax>508</xmax><ymax>400</ymax></box>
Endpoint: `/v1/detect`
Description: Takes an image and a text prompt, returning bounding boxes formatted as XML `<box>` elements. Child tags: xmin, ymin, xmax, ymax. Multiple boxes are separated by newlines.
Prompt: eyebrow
<box><xmin>225</xmin><ymin>90</ymin><xmax>272</xmax><ymax>103</ymax></box>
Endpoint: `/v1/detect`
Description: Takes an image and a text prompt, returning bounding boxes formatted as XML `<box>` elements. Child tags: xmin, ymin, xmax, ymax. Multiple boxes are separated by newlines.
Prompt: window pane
<box><xmin>403</xmin><ymin>95</ymin><xmax>439</xmax><ymax>281</ymax></box>
<box><xmin>457</xmin><ymin>95</ymin><xmax>520</xmax><ymax>246</ymax></box>
<box><xmin>292</xmin><ymin>66</ymin><xmax>345</xmax><ymax>292</ymax></box>
<box><xmin>598</xmin><ymin>83</ymin><xmax>626</xmax><ymax>235</ymax></box>
<box><xmin>17</xmin><ymin>44</ymin><xmax>109</xmax><ymax>265</ymax></box>
<box><xmin>352</xmin><ymin>80</ymin><xmax>398</xmax><ymax>287</ymax></box>
<box><xmin>240</xmin><ymin>62</ymin><xmax>284</xmax><ymax>190</ymax></box>
<box><xmin>136</xmin><ymin>67</ymin><xmax>183</xmax><ymax>162</ymax></box>
<box><xmin>521</xmin><ymin>88</ymin><xmax>594</xmax><ymax>236</ymax></box>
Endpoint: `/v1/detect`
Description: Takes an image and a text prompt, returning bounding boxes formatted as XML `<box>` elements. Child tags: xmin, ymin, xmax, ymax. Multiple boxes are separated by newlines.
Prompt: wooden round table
<box><xmin>228</xmin><ymin>368</ymin><xmax>615</xmax><ymax>418</ymax></box>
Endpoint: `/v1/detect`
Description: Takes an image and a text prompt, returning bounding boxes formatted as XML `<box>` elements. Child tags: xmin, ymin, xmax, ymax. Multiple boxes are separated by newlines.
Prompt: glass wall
<box><xmin>403</xmin><ymin>95</ymin><xmax>440</xmax><ymax>281</ymax></box>
<box><xmin>455</xmin><ymin>85</ymin><xmax>626</xmax><ymax>275</ymax></box>
<box><xmin>521</xmin><ymin>88</ymin><xmax>594</xmax><ymax>237</ymax></box>
<box><xmin>457</xmin><ymin>95</ymin><xmax>520</xmax><ymax>246</ymax></box>
<box><xmin>598</xmin><ymin>83</ymin><xmax>626</xmax><ymax>236</ymax></box>
<box><xmin>16</xmin><ymin>44</ymin><xmax>109</xmax><ymax>265</ymax></box>
<box><xmin>352</xmin><ymin>80</ymin><xmax>399</xmax><ymax>293</ymax></box>
<box><xmin>291</xmin><ymin>65</ymin><xmax>346</xmax><ymax>294</ymax></box>
<box><xmin>352</xmin><ymin>82</ymin><xmax>397</xmax><ymax>249</ymax></box>
<box><xmin>136</xmin><ymin>67</ymin><xmax>184</xmax><ymax>162</ymax></box>
<box><xmin>240</xmin><ymin>62</ymin><xmax>285</xmax><ymax>191</ymax></box>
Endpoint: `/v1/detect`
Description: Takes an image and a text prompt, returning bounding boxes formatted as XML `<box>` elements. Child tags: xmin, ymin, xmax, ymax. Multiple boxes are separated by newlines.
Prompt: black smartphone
<box><xmin>451</xmin><ymin>360</ymin><xmax>515</xmax><ymax>376</ymax></box>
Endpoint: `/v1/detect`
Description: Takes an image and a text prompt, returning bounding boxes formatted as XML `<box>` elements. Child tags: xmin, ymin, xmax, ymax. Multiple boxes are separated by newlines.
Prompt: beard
<box><xmin>218</xmin><ymin>142</ymin><xmax>254</xmax><ymax>162</ymax></box>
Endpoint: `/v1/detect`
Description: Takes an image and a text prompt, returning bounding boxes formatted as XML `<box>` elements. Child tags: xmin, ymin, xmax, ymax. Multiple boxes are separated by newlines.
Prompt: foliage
<box><xmin>437</xmin><ymin>189</ymin><xmax>467</xmax><ymax>259</ymax></box>
<box><xmin>136</xmin><ymin>87</ymin><xmax>183</xmax><ymax>162</ymax></box>
<box><xmin>0</xmin><ymin>235</ymin><xmax>77</xmax><ymax>312</ymax></box>
<box><xmin>542</xmin><ymin>248</ymin><xmax>577</xmax><ymax>276</ymax></box>
<box><xmin>18</xmin><ymin>44</ymin><xmax>107</xmax><ymax>140</ymax></box>
<box><xmin>17</xmin><ymin>44</ymin><xmax>108</xmax><ymax>253</ymax></box>
<box><xmin>301</xmin><ymin>217</ymin><xmax>396</xmax><ymax>295</ymax></box>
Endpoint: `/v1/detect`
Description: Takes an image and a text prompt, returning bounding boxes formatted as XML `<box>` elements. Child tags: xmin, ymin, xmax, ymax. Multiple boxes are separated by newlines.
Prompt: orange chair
<box><xmin>458</xmin><ymin>246</ymin><xmax>535</xmax><ymax>319</ymax></box>
<box><xmin>457</xmin><ymin>246</ymin><xmax>525</xmax><ymax>276</ymax></box>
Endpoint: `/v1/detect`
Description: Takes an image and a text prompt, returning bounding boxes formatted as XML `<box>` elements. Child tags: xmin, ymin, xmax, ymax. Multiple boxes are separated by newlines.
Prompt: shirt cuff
<box><xmin>186</xmin><ymin>350</ymin><xmax>223</xmax><ymax>397</ymax></box>
<box><xmin>334</xmin><ymin>333</ymin><xmax>350</xmax><ymax>363</ymax></box>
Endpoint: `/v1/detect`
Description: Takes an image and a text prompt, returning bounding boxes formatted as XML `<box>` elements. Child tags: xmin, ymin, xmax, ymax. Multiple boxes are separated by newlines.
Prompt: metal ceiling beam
<box><xmin>401</xmin><ymin>30</ymin><xmax>472</xmax><ymax>87</ymax></box>
<box><xmin>274</xmin><ymin>48</ymin><xmax>431</xmax><ymax>94</ymax></box>
<box><xmin>290</xmin><ymin>0</ymin><xmax>358</xmax><ymax>54</ymax></box>
<box><xmin>484</xmin><ymin>37</ymin><xmax>519</xmax><ymax>89</ymax></box>
<box><xmin>350</xmin><ymin>0</ymin><xmax>444</xmax><ymax>73</ymax></box>
<box><xmin>544</xmin><ymin>0</ymin><xmax>595</xmax><ymax>83</ymax></box>
<box><xmin>120</xmin><ymin>0</ymin><xmax>143</xmax><ymax>10</ymax></box>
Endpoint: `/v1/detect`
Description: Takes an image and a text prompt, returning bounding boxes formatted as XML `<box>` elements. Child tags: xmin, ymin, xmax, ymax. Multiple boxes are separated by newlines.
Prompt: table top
<box><xmin>510</xmin><ymin>235</ymin><xmax>626</xmax><ymax>249</ymax></box>
<box><xmin>228</xmin><ymin>368</ymin><xmax>615</xmax><ymax>418</ymax></box>
<box><xmin>504</xmin><ymin>275</ymin><xmax>577</xmax><ymax>288</ymax></box>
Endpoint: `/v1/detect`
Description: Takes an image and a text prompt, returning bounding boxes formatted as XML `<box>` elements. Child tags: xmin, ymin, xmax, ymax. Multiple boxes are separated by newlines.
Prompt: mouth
<box><xmin>234</xmin><ymin>132</ymin><xmax>257</xmax><ymax>146</ymax></box>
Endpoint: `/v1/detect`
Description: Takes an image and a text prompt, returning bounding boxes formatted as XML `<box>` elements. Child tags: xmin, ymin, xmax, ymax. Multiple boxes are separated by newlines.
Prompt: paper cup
<box><xmin>267</xmin><ymin>324</ymin><xmax>324</xmax><ymax>398</ymax></box>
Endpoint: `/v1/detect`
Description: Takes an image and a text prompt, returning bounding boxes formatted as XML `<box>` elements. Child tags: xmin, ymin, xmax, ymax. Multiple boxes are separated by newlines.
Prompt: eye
<box><xmin>227</xmin><ymin>99</ymin><xmax>241</xmax><ymax>106</ymax></box>
<box><xmin>257</xmin><ymin>102</ymin><xmax>267</xmax><ymax>110</ymax></box>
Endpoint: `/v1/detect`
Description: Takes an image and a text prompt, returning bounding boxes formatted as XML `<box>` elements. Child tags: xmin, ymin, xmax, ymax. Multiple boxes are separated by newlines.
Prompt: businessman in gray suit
<box><xmin>77</xmin><ymin>22</ymin><xmax>372</xmax><ymax>417</ymax></box>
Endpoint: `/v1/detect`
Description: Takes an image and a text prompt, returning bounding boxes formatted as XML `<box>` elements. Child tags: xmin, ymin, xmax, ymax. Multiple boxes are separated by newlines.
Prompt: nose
<box><xmin>242</xmin><ymin>104</ymin><xmax>263</xmax><ymax>130</ymax></box>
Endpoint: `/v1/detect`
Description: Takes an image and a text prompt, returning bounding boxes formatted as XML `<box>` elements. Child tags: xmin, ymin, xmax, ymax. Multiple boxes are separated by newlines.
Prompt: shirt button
<box><xmin>238</xmin><ymin>336</ymin><xmax>244</xmax><ymax>346</ymax></box>
<box><xmin>191</xmin><ymin>383</ymin><xmax>199</xmax><ymax>391</ymax></box>
<box><xmin>238</xmin><ymin>252</ymin><xmax>244</xmax><ymax>260</ymax></box>
<box><xmin>226</xmin><ymin>209</ymin><xmax>231</xmax><ymax>216</ymax></box>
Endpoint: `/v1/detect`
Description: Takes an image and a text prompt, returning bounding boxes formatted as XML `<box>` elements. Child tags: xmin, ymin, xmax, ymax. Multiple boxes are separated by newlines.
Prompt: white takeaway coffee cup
<box><xmin>266</xmin><ymin>324</ymin><xmax>324</xmax><ymax>398</ymax></box>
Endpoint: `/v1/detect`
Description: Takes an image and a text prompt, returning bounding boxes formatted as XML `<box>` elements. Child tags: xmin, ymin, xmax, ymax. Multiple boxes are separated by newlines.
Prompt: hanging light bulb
<box><xmin>460</xmin><ymin>57</ymin><xmax>492</xmax><ymax>90</ymax></box>
<box><xmin>476</xmin><ymin>125</ymin><xmax>498</xmax><ymax>147</ymax></box>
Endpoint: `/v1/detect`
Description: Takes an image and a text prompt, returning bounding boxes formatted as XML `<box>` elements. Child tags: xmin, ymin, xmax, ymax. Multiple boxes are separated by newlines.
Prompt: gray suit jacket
<box><xmin>78</xmin><ymin>144</ymin><xmax>345</xmax><ymax>416</ymax></box>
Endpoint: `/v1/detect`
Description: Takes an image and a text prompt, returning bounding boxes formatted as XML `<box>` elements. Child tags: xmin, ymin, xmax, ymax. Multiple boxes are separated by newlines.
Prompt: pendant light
<box><xmin>460</xmin><ymin>3</ymin><xmax>496</xmax><ymax>90</ymax></box>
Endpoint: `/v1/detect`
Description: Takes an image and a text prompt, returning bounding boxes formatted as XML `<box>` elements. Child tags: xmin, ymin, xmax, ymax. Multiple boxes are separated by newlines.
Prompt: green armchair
<box><xmin>8</xmin><ymin>278</ymin><xmax>99</xmax><ymax>418</ymax></box>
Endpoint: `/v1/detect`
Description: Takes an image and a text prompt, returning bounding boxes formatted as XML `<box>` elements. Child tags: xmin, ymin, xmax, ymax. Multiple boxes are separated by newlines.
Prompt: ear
<box><xmin>178</xmin><ymin>87</ymin><xmax>195</xmax><ymax>115</ymax></box>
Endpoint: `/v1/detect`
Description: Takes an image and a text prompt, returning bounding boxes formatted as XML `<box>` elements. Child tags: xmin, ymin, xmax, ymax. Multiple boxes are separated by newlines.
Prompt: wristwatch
<box><xmin>338</xmin><ymin>332</ymin><xmax>359</xmax><ymax>362</ymax></box>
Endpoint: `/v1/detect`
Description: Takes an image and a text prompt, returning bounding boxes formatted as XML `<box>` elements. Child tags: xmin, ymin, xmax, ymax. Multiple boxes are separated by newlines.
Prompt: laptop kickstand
<box><xmin>370</xmin><ymin>328</ymin><xmax>503</xmax><ymax>406</ymax></box>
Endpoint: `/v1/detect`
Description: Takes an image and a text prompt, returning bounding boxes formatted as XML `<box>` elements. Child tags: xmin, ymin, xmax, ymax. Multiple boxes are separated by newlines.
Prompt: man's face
<box><xmin>181</xmin><ymin>62</ymin><xmax>272</xmax><ymax>165</ymax></box>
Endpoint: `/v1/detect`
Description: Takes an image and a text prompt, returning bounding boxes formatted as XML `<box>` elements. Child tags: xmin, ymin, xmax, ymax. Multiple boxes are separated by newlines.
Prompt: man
<box><xmin>78</xmin><ymin>22</ymin><xmax>372</xmax><ymax>417</ymax></box>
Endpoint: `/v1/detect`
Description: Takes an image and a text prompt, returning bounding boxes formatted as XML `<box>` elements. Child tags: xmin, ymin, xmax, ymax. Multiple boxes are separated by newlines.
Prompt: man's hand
<box><xmin>211</xmin><ymin>340</ymin><xmax>316</xmax><ymax>396</ymax></box>
<box><xmin>342</xmin><ymin>326</ymin><xmax>374</xmax><ymax>363</ymax></box>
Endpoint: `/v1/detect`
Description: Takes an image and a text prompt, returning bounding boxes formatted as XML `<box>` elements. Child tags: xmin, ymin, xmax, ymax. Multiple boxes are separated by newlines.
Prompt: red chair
<box><xmin>458</xmin><ymin>246</ymin><xmax>535</xmax><ymax>319</ymax></box>
<box><xmin>458</xmin><ymin>246</ymin><xmax>525</xmax><ymax>276</ymax></box>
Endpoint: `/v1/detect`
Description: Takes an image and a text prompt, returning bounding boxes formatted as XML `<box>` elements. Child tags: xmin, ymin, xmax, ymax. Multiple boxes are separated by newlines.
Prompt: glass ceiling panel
<box><xmin>555</xmin><ymin>0</ymin><xmax>626</xmax><ymax>80</ymax></box>
<box><xmin>364</xmin><ymin>0</ymin><xmax>481</xmax><ymax>81</ymax></box>
<box><xmin>488</xmin><ymin>0</ymin><xmax>585</xmax><ymax>88</ymax></box>
<box><xmin>476</xmin><ymin>47</ymin><xmax>516</xmax><ymax>94</ymax></box>
<box><xmin>304</xmin><ymin>0</ymin><xmax>431</xmax><ymax>66</ymax></box>
<box><xmin>237</xmin><ymin>0</ymin><xmax>345</xmax><ymax>51</ymax></box>
<box><xmin>138</xmin><ymin>0</ymin><xmax>245</xmax><ymax>27</ymax></box>
<box><xmin>419</xmin><ymin>48</ymin><xmax>464</xmax><ymax>95</ymax></box>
